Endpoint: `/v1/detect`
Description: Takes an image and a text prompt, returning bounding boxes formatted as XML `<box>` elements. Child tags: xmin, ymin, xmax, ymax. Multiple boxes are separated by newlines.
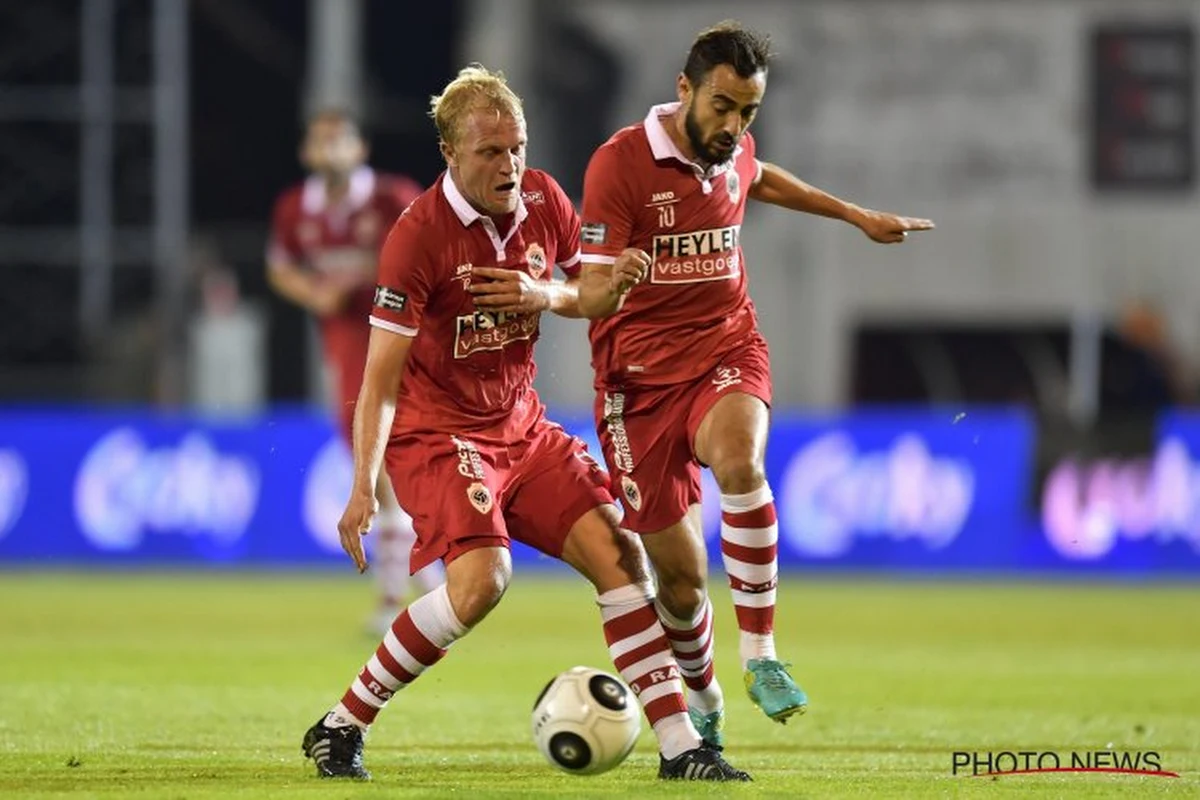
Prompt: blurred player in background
<box><xmin>578</xmin><ymin>21</ymin><xmax>934</xmax><ymax>747</ymax></box>
<box><xmin>300</xmin><ymin>65</ymin><xmax>750</xmax><ymax>783</ymax></box>
<box><xmin>267</xmin><ymin>109</ymin><xmax>443</xmax><ymax>634</ymax></box>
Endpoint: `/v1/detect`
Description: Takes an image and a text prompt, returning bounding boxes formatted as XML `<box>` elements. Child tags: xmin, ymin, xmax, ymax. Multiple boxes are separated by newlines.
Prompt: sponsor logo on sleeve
<box><xmin>581</xmin><ymin>222</ymin><xmax>608</xmax><ymax>246</ymax></box>
<box><xmin>373</xmin><ymin>285</ymin><xmax>408</xmax><ymax>312</ymax></box>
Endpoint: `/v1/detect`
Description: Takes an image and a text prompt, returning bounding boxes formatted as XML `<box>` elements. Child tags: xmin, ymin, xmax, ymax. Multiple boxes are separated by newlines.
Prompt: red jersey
<box><xmin>268</xmin><ymin>167</ymin><xmax>422</xmax><ymax>332</ymax></box>
<box><xmin>580</xmin><ymin>102</ymin><xmax>764</xmax><ymax>390</ymax></box>
<box><xmin>369</xmin><ymin>169</ymin><xmax>582</xmax><ymax>444</ymax></box>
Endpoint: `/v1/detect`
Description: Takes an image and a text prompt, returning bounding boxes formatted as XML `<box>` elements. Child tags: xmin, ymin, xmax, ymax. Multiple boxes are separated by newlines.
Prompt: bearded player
<box><xmin>577</xmin><ymin>21</ymin><xmax>935</xmax><ymax>747</ymax></box>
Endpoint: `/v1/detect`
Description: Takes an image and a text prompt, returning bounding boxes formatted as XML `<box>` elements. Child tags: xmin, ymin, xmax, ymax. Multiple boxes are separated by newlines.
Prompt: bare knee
<box><xmin>562</xmin><ymin>505</ymin><xmax>651</xmax><ymax>592</ymax></box>
<box><xmin>640</xmin><ymin>515</ymin><xmax>708</xmax><ymax>620</ymax></box>
<box><xmin>712</xmin><ymin>456</ymin><xmax>766</xmax><ymax>495</ymax></box>
<box><xmin>445</xmin><ymin>547</ymin><xmax>511</xmax><ymax>627</ymax></box>
<box><xmin>655</xmin><ymin>565</ymin><xmax>707</xmax><ymax>621</ymax></box>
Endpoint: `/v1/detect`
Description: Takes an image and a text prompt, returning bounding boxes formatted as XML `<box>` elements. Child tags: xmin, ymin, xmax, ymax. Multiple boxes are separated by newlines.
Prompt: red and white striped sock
<box><xmin>720</xmin><ymin>485</ymin><xmax>779</xmax><ymax>666</ymax></box>
<box><xmin>655</xmin><ymin>597</ymin><xmax>724</xmax><ymax>715</ymax></box>
<box><xmin>325</xmin><ymin>583</ymin><xmax>467</xmax><ymax>729</ymax></box>
<box><xmin>598</xmin><ymin>584</ymin><xmax>700</xmax><ymax>760</ymax></box>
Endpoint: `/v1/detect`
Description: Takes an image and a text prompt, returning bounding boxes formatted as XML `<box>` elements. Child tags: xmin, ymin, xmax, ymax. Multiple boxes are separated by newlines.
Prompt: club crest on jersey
<box><xmin>467</xmin><ymin>481</ymin><xmax>493</xmax><ymax>514</ymax></box>
<box><xmin>726</xmin><ymin>170</ymin><xmax>741</xmax><ymax>204</ymax></box>
<box><xmin>354</xmin><ymin>210</ymin><xmax>381</xmax><ymax>244</ymax></box>
<box><xmin>620</xmin><ymin>476</ymin><xmax>642</xmax><ymax>512</ymax></box>
<box><xmin>521</xmin><ymin>189</ymin><xmax>544</xmax><ymax>205</ymax></box>
<box><xmin>525</xmin><ymin>243</ymin><xmax>547</xmax><ymax>279</ymax></box>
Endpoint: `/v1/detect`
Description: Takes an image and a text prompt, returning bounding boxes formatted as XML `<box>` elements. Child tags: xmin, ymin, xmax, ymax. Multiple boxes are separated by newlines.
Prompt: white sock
<box><xmin>323</xmin><ymin>704</ymin><xmax>365</xmax><ymax>730</ymax></box>
<box><xmin>653</xmin><ymin>713</ymin><xmax>701</xmax><ymax>760</ymax></box>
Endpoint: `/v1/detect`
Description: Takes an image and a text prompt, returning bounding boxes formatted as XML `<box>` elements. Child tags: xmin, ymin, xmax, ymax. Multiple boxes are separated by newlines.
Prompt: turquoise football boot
<box><xmin>744</xmin><ymin>659</ymin><xmax>808</xmax><ymax>723</ymax></box>
<box><xmin>688</xmin><ymin>707</ymin><xmax>725</xmax><ymax>749</ymax></box>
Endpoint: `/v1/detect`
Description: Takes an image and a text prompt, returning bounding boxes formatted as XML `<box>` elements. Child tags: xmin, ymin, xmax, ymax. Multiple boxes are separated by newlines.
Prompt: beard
<box><xmin>684</xmin><ymin>105</ymin><xmax>736</xmax><ymax>166</ymax></box>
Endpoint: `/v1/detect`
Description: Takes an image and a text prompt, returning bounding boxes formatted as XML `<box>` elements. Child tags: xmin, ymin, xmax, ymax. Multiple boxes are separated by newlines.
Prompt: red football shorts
<box><xmin>320</xmin><ymin>318</ymin><xmax>371</xmax><ymax>443</ymax></box>
<box><xmin>594</xmin><ymin>335</ymin><xmax>772</xmax><ymax>534</ymax></box>
<box><xmin>384</xmin><ymin>419</ymin><xmax>613</xmax><ymax>572</ymax></box>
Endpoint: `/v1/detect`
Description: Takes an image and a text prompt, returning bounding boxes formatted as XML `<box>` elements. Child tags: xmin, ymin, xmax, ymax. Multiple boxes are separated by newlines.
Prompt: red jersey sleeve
<box><xmin>266</xmin><ymin>190</ymin><xmax>303</xmax><ymax>265</ymax></box>
<box><xmin>368</xmin><ymin>212</ymin><xmax>433</xmax><ymax>337</ymax></box>
<box><xmin>543</xmin><ymin>173</ymin><xmax>582</xmax><ymax>277</ymax></box>
<box><xmin>580</xmin><ymin>142</ymin><xmax>635</xmax><ymax>265</ymax></box>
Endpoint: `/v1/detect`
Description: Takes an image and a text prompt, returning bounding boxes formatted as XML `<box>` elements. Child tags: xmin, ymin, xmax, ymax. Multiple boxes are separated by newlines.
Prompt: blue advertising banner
<box><xmin>1</xmin><ymin>407</ymin><xmax>1044</xmax><ymax>571</ymax></box>
<box><xmin>0</xmin><ymin>409</ymin><xmax>351</xmax><ymax>565</ymax></box>
<box><xmin>562</xmin><ymin>408</ymin><xmax>1034</xmax><ymax>570</ymax></box>
<box><xmin>1021</xmin><ymin>411</ymin><xmax>1200</xmax><ymax>573</ymax></box>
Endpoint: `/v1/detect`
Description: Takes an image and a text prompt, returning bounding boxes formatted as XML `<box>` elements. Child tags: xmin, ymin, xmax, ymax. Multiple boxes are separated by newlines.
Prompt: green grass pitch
<box><xmin>1</xmin><ymin>570</ymin><xmax>1197</xmax><ymax>798</ymax></box>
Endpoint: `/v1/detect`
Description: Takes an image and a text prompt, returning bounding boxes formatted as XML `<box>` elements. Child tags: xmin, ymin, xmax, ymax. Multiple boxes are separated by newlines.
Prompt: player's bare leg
<box><xmin>638</xmin><ymin>508</ymin><xmax>726</xmax><ymax>747</ymax></box>
<box><xmin>303</xmin><ymin>547</ymin><xmax>507</xmax><ymax>779</ymax></box>
<box><xmin>368</xmin><ymin>475</ymin><xmax>445</xmax><ymax>636</ymax></box>
<box><xmin>559</xmin><ymin>505</ymin><xmax>749</xmax><ymax>781</ymax></box>
<box><xmin>694</xmin><ymin>391</ymin><xmax>807</xmax><ymax>723</ymax></box>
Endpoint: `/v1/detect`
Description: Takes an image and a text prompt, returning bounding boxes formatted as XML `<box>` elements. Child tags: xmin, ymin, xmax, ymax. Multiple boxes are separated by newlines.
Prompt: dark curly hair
<box><xmin>682</xmin><ymin>21</ymin><xmax>772</xmax><ymax>86</ymax></box>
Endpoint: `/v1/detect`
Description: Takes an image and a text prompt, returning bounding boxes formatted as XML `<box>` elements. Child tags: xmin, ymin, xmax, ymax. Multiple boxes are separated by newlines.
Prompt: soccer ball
<box><xmin>531</xmin><ymin>666</ymin><xmax>641</xmax><ymax>775</ymax></box>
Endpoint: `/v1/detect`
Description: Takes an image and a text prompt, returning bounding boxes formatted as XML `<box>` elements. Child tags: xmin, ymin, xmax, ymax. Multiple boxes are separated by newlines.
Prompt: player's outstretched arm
<box><xmin>749</xmin><ymin>161</ymin><xmax>934</xmax><ymax>244</ymax></box>
<box><xmin>577</xmin><ymin>250</ymin><xmax>650</xmax><ymax>319</ymax></box>
<box><xmin>338</xmin><ymin>327</ymin><xmax>412</xmax><ymax>573</ymax></box>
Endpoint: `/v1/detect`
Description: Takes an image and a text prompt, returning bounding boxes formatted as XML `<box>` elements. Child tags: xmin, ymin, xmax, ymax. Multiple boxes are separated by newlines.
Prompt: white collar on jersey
<box><xmin>644</xmin><ymin>102</ymin><xmax>743</xmax><ymax>182</ymax></box>
<box><xmin>301</xmin><ymin>165</ymin><xmax>376</xmax><ymax>215</ymax></box>
<box><xmin>441</xmin><ymin>170</ymin><xmax>530</xmax><ymax>229</ymax></box>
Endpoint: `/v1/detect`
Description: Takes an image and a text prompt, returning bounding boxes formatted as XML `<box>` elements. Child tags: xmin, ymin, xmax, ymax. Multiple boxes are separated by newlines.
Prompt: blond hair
<box><xmin>429</xmin><ymin>64</ymin><xmax>525</xmax><ymax>146</ymax></box>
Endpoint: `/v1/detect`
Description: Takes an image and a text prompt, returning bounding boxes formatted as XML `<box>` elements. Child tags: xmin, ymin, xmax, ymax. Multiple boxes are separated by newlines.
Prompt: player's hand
<box><xmin>852</xmin><ymin>208</ymin><xmax>935</xmax><ymax>244</ymax></box>
<box><xmin>310</xmin><ymin>283</ymin><xmax>349</xmax><ymax>317</ymax></box>
<box><xmin>468</xmin><ymin>267</ymin><xmax>551</xmax><ymax>314</ymax></box>
<box><xmin>611</xmin><ymin>248</ymin><xmax>651</xmax><ymax>294</ymax></box>
<box><xmin>337</xmin><ymin>487</ymin><xmax>378</xmax><ymax>573</ymax></box>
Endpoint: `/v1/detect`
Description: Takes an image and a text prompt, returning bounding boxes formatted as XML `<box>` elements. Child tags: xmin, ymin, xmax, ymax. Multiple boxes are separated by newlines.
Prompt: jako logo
<box><xmin>73</xmin><ymin>428</ymin><xmax>259</xmax><ymax>551</ymax></box>
<box><xmin>1042</xmin><ymin>437</ymin><xmax>1200</xmax><ymax>559</ymax></box>
<box><xmin>0</xmin><ymin>449</ymin><xmax>29</xmax><ymax>540</ymax></box>
<box><xmin>779</xmin><ymin>433</ymin><xmax>974</xmax><ymax>557</ymax></box>
<box><xmin>304</xmin><ymin>437</ymin><xmax>354</xmax><ymax>553</ymax></box>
